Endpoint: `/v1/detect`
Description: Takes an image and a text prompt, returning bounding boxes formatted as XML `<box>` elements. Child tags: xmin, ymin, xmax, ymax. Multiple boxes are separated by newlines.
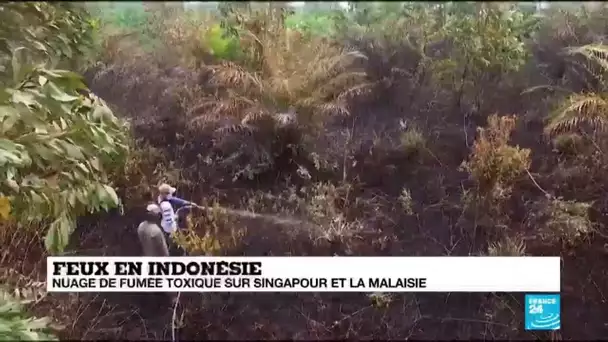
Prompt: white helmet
<box><xmin>146</xmin><ymin>203</ymin><xmax>161</xmax><ymax>214</ymax></box>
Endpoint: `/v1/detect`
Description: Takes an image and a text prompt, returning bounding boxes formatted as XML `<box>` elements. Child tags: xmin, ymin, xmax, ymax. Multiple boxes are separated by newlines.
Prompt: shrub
<box><xmin>332</xmin><ymin>2</ymin><xmax>409</xmax><ymax>42</ymax></box>
<box><xmin>436</xmin><ymin>3</ymin><xmax>533</xmax><ymax>112</ymax></box>
<box><xmin>552</xmin><ymin>133</ymin><xmax>585</xmax><ymax>154</ymax></box>
<box><xmin>398</xmin><ymin>188</ymin><xmax>414</xmax><ymax>215</ymax></box>
<box><xmin>285</xmin><ymin>11</ymin><xmax>336</xmax><ymax>38</ymax></box>
<box><xmin>172</xmin><ymin>203</ymin><xmax>239</xmax><ymax>256</ymax></box>
<box><xmin>459</xmin><ymin>115</ymin><xmax>531</xmax><ymax>234</ymax></box>
<box><xmin>152</xmin><ymin>13</ymin><xmax>242</xmax><ymax>67</ymax></box>
<box><xmin>399</xmin><ymin>125</ymin><xmax>426</xmax><ymax>157</ymax></box>
<box><xmin>487</xmin><ymin>235</ymin><xmax>526</xmax><ymax>256</ymax></box>
<box><xmin>461</xmin><ymin>115</ymin><xmax>531</xmax><ymax>197</ymax></box>
<box><xmin>540</xmin><ymin>199</ymin><xmax>592</xmax><ymax>245</ymax></box>
<box><xmin>91</xmin><ymin>3</ymin><xmax>159</xmax><ymax>52</ymax></box>
<box><xmin>203</xmin><ymin>24</ymin><xmax>243</xmax><ymax>61</ymax></box>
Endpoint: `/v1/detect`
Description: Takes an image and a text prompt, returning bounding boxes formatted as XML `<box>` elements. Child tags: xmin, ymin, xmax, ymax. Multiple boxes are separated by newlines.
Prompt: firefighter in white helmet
<box><xmin>157</xmin><ymin>183</ymin><xmax>196</xmax><ymax>255</ymax></box>
<box><xmin>157</xmin><ymin>183</ymin><xmax>195</xmax><ymax>233</ymax></box>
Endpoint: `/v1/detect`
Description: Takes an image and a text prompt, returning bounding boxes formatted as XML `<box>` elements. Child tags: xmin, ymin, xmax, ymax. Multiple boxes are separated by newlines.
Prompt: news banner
<box><xmin>47</xmin><ymin>256</ymin><xmax>560</xmax><ymax>293</ymax></box>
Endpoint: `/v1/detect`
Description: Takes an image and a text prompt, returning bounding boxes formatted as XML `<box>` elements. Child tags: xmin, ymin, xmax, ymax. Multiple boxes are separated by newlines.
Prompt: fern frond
<box><xmin>569</xmin><ymin>57</ymin><xmax>603</xmax><ymax>91</ymax></box>
<box><xmin>306</xmin><ymin>50</ymin><xmax>367</xmax><ymax>89</ymax></box>
<box><xmin>215</xmin><ymin>124</ymin><xmax>256</xmax><ymax>139</ymax></box>
<box><xmin>241</xmin><ymin>109</ymin><xmax>273</xmax><ymax>125</ymax></box>
<box><xmin>567</xmin><ymin>44</ymin><xmax>608</xmax><ymax>74</ymax></box>
<box><xmin>521</xmin><ymin>85</ymin><xmax>571</xmax><ymax>96</ymax></box>
<box><xmin>188</xmin><ymin>98</ymin><xmax>221</xmax><ymax>117</ymax></box>
<box><xmin>316</xmin><ymin>103</ymin><xmax>351</xmax><ymax>117</ymax></box>
<box><xmin>189</xmin><ymin>113</ymin><xmax>222</xmax><ymax>127</ymax></box>
<box><xmin>189</xmin><ymin>96</ymin><xmax>255</xmax><ymax>127</ymax></box>
<box><xmin>336</xmin><ymin>82</ymin><xmax>375</xmax><ymax>102</ymax></box>
<box><xmin>545</xmin><ymin>93</ymin><xmax>608</xmax><ymax>136</ymax></box>
<box><xmin>312</xmin><ymin>72</ymin><xmax>369</xmax><ymax>100</ymax></box>
<box><xmin>208</xmin><ymin>62</ymin><xmax>264</xmax><ymax>94</ymax></box>
<box><xmin>213</xmin><ymin>96</ymin><xmax>258</xmax><ymax>118</ymax></box>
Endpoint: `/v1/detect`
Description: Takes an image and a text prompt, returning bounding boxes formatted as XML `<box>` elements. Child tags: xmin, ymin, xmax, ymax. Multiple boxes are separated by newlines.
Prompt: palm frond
<box><xmin>241</xmin><ymin>109</ymin><xmax>274</xmax><ymax>125</ymax></box>
<box><xmin>311</xmin><ymin>72</ymin><xmax>369</xmax><ymax>100</ymax></box>
<box><xmin>188</xmin><ymin>98</ymin><xmax>221</xmax><ymax>117</ymax></box>
<box><xmin>337</xmin><ymin>82</ymin><xmax>376</xmax><ymax>102</ymax></box>
<box><xmin>316</xmin><ymin>103</ymin><xmax>351</xmax><ymax>117</ymax></box>
<box><xmin>521</xmin><ymin>85</ymin><xmax>571</xmax><ymax>96</ymax></box>
<box><xmin>208</xmin><ymin>62</ymin><xmax>264</xmax><ymax>94</ymax></box>
<box><xmin>306</xmin><ymin>50</ymin><xmax>368</xmax><ymax>89</ymax></box>
<box><xmin>196</xmin><ymin>11</ymin><xmax>370</xmax><ymax>139</ymax></box>
<box><xmin>566</xmin><ymin>44</ymin><xmax>608</xmax><ymax>74</ymax></box>
<box><xmin>215</xmin><ymin>123</ymin><xmax>256</xmax><ymax>138</ymax></box>
<box><xmin>545</xmin><ymin>93</ymin><xmax>608</xmax><ymax>136</ymax></box>
<box><xmin>189</xmin><ymin>95</ymin><xmax>256</xmax><ymax>127</ymax></box>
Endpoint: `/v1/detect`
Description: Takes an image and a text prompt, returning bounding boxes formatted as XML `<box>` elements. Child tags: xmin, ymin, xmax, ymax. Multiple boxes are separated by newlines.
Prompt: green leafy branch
<box><xmin>0</xmin><ymin>289</ymin><xmax>57</xmax><ymax>341</ymax></box>
<box><xmin>0</xmin><ymin>2</ymin><xmax>130</xmax><ymax>254</ymax></box>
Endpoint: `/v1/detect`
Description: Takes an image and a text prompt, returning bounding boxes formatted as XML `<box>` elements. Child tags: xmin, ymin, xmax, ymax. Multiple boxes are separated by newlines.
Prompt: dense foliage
<box><xmin>0</xmin><ymin>2</ymin><xmax>129</xmax><ymax>253</ymax></box>
<box><xmin>0</xmin><ymin>3</ymin><xmax>129</xmax><ymax>339</ymax></box>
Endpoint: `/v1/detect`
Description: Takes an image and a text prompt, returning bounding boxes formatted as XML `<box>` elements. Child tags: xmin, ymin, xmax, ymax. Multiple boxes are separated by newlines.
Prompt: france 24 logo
<box><xmin>525</xmin><ymin>294</ymin><xmax>560</xmax><ymax>331</ymax></box>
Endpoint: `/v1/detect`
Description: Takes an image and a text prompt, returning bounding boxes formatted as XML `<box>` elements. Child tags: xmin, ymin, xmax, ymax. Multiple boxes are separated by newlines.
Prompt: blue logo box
<box><xmin>525</xmin><ymin>294</ymin><xmax>560</xmax><ymax>330</ymax></box>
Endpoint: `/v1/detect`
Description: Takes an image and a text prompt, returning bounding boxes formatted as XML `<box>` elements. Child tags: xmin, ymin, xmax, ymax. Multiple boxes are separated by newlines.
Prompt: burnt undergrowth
<box><xmin>69</xmin><ymin>39</ymin><xmax>608</xmax><ymax>341</ymax></box>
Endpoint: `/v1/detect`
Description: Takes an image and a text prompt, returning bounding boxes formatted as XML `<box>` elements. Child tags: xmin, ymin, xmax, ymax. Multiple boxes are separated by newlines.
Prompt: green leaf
<box><xmin>10</xmin><ymin>91</ymin><xmax>38</xmax><ymax>108</ymax></box>
<box><xmin>29</xmin><ymin>191</ymin><xmax>44</xmax><ymax>205</ymax></box>
<box><xmin>76</xmin><ymin>163</ymin><xmax>89</xmax><ymax>174</ymax></box>
<box><xmin>0</xmin><ymin>106</ymin><xmax>19</xmax><ymax>121</ymax></box>
<box><xmin>0</xmin><ymin>139</ymin><xmax>22</xmax><ymax>155</ymax></box>
<box><xmin>59</xmin><ymin>141</ymin><xmax>84</xmax><ymax>160</ymax></box>
<box><xmin>46</xmin><ymin>82</ymin><xmax>79</xmax><ymax>102</ymax></box>
<box><xmin>67</xmin><ymin>191</ymin><xmax>76</xmax><ymax>207</ymax></box>
<box><xmin>44</xmin><ymin>215</ymin><xmax>73</xmax><ymax>254</ymax></box>
<box><xmin>32</xmin><ymin>41</ymin><xmax>47</xmax><ymax>53</ymax></box>
<box><xmin>32</xmin><ymin>145</ymin><xmax>54</xmax><ymax>161</ymax></box>
<box><xmin>91</xmin><ymin>104</ymin><xmax>113</xmax><ymax>122</ymax></box>
<box><xmin>102</xmin><ymin>184</ymin><xmax>119</xmax><ymax>206</ymax></box>
<box><xmin>44</xmin><ymin>221</ymin><xmax>60</xmax><ymax>253</ymax></box>
<box><xmin>41</xmin><ymin>69</ymin><xmax>82</xmax><ymax>80</ymax></box>
<box><xmin>11</xmin><ymin>47</ymin><xmax>27</xmax><ymax>83</ymax></box>
<box><xmin>0</xmin><ymin>150</ymin><xmax>22</xmax><ymax>166</ymax></box>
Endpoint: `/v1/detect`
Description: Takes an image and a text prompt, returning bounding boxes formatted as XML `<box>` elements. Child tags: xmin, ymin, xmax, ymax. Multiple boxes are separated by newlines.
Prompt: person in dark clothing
<box><xmin>137</xmin><ymin>203</ymin><xmax>170</xmax><ymax>257</ymax></box>
<box><xmin>136</xmin><ymin>203</ymin><xmax>177</xmax><ymax>306</ymax></box>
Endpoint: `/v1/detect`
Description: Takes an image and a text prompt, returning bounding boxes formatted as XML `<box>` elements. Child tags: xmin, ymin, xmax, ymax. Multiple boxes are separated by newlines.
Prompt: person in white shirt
<box><xmin>159</xmin><ymin>200</ymin><xmax>178</xmax><ymax>235</ymax></box>
<box><xmin>157</xmin><ymin>183</ymin><xmax>195</xmax><ymax>232</ymax></box>
<box><xmin>157</xmin><ymin>183</ymin><xmax>196</xmax><ymax>255</ymax></box>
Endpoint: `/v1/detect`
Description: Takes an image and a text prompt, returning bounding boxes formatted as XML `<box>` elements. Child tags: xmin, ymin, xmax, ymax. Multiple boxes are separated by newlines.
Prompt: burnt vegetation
<box><xmin>3</xmin><ymin>1</ymin><xmax>608</xmax><ymax>340</ymax></box>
